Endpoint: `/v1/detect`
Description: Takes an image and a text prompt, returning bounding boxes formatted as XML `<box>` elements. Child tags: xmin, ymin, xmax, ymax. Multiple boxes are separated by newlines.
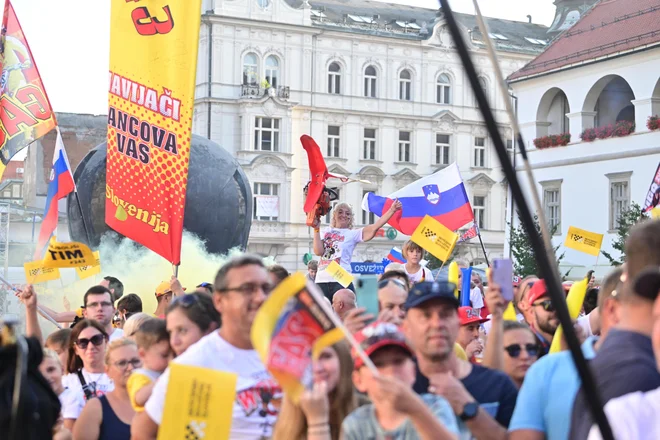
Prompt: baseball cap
<box><xmin>512</xmin><ymin>275</ymin><xmax>521</xmax><ymax>287</ymax></box>
<box><xmin>404</xmin><ymin>281</ymin><xmax>459</xmax><ymax>310</ymax></box>
<box><xmin>352</xmin><ymin>321</ymin><xmax>414</xmax><ymax>369</ymax></box>
<box><xmin>155</xmin><ymin>281</ymin><xmax>186</xmax><ymax>297</ymax></box>
<box><xmin>527</xmin><ymin>279</ymin><xmax>549</xmax><ymax>305</ymax></box>
<box><xmin>458</xmin><ymin>306</ymin><xmax>489</xmax><ymax>325</ymax></box>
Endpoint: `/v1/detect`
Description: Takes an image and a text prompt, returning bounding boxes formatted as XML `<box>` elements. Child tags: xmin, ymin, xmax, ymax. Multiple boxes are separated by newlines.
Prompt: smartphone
<box><xmin>492</xmin><ymin>259</ymin><xmax>514</xmax><ymax>302</ymax></box>
<box><xmin>355</xmin><ymin>275</ymin><xmax>380</xmax><ymax>321</ymax></box>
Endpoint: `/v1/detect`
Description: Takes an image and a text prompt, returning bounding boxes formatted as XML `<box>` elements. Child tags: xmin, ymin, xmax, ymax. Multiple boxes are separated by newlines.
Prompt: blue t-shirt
<box><xmin>341</xmin><ymin>393</ymin><xmax>459</xmax><ymax>440</ymax></box>
<box><xmin>508</xmin><ymin>337</ymin><xmax>598</xmax><ymax>440</ymax></box>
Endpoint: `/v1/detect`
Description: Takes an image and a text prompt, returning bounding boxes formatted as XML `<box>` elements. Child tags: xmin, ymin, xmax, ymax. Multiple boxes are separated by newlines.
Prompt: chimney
<box><xmin>527</xmin><ymin>15</ymin><xmax>532</xmax><ymax>23</ymax></box>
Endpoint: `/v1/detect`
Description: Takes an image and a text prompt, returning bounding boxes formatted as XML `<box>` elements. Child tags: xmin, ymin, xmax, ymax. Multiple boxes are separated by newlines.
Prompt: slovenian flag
<box><xmin>34</xmin><ymin>127</ymin><xmax>75</xmax><ymax>259</ymax></box>
<box><xmin>362</xmin><ymin>163</ymin><xmax>473</xmax><ymax>235</ymax></box>
<box><xmin>386</xmin><ymin>247</ymin><xmax>407</xmax><ymax>264</ymax></box>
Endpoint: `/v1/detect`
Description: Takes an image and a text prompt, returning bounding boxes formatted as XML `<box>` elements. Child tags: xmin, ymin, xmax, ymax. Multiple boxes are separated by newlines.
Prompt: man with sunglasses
<box><xmin>525</xmin><ymin>280</ymin><xmax>559</xmax><ymax>357</ymax></box>
<box><xmin>83</xmin><ymin>285</ymin><xmax>124</xmax><ymax>341</ymax></box>
<box><xmin>404</xmin><ymin>281</ymin><xmax>518</xmax><ymax>440</ymax></box>
<box><xmin>153</xmin><ymin>277</ymin><xmax>186</xmax><ymax>319</ymax></box>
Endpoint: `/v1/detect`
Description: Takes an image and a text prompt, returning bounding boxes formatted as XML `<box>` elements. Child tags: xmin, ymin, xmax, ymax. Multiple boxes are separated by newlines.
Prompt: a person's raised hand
<box><xmin>377</xmin><ymin>308</ymin><xmax>403</xmax><ymax>327</ymax></box>
<box><xmin>485</xmin><ymin>271</ymin><xmax>510</xmax><ymax>320</ymax></box>
<box><xmin>428</xmin><ymin>372</ymin><xmax>474</xmax><ymax>415</ymax></box>
<box><xmin>170</xmin><ymin>275</ymin><xmax>185</xmax><ymax>296</ymax></box>
<box><xmin>387</xmin><ymin>199</ymin><xmax>403</xmax><ymax>214</ymax></box>
<box><xmin>370</xmin><ymin>374</ymin><xmax>422</xmax><ymax>415</ymax></box>
<box><xmin>17</xmin><ymin>285</ymin><xmax>37</xmax><ymax>310</ymax></box>
<box><xmin>343</xmin><ymin>307</ymin><xmax>374</xmax><ymax>334</ymax></box>
<box><xmin>299</xmin><ymin>380</ymin><xmax>330</xmax><ymax>425</ymax></box>
<box><xmin>464</xmin><ymin>338</ymin><xmax>484</xmax><ymax>359</ymax></box>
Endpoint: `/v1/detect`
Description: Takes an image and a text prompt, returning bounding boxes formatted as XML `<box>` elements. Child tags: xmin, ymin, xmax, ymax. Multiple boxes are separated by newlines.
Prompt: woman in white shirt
<box><xmin>402</xmin><ymin>240</ymin><xmax>433</xmax><ymax>284</ymax></box>
<box><xmin>61</xmin><ymin>319</ymin><xmax>114</xmax><ymax>430</ymax></box>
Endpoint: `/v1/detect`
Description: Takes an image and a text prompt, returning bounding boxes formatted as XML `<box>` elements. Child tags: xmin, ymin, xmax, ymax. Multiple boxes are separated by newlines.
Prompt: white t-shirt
<box><xmin>315</xmin><ymin>227</ymin><xmax>363</xmax><ymax>284</ymax></box>
<box><xmin>577</xmin><ymin>314</ymin><xmax>593</xmax><ymax>337</ymax></box>
<box><xmin>61</xmin><ymin>369</ymin><xmax>114</xmax><ymax>419</ymax></box>
<box><xmin>482</xmin><ymin>312</ymin><xmax>525</xmax><ymax>335</ymax></box>
<box><xmin>470</xmin><ymin>286</ymin><xmax>484</xmax><ymax>310</ymax></box>
<box><xmin>587</xmin><ymin>387</ymin><xmax>660</xmax><ymax>440</ymax></box>
<box><xmin>109</xmin><ymin>328</ymin><xmax>124</xmax><ymax>341</ymax></box>
<box><xmin>405</xmin><ymin>266</ymin><xmax>433</xmax><ymax>284</ymax></box>
<box><xmin>145</xmin><ymin>331</ymin><xmax>281</xmax><ymax>440</ymax></box>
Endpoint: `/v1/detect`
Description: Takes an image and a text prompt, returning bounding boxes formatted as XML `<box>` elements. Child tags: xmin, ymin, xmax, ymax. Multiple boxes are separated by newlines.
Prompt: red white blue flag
<box><xmin>458</xmin><ymin>223</ymin><xmax>479</xmax><ymax>243</ymax></box>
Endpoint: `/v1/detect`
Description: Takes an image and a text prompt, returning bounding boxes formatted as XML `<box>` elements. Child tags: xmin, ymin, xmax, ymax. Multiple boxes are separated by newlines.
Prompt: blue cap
<box><xmin>404</xmin><ymin>281</ymin><xmax>459</xmax><ymax>310</ymax></box>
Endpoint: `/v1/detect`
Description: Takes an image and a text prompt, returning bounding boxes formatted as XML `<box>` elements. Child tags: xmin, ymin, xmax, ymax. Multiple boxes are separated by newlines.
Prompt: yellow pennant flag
<box><xmin>564</xmin><ymin>226</ymin><xmax>603</xmax><ymax>257</ymax></box>
<box><xmin>325</xmin><ymin>260</ymin><xmax>354</xmax><ymax>288</ymax></box>
<box><xmin>75</xmin><ymin>251</ymin><xmax>101</xmax><ymax>280</ymax></box>
<box><xmin>24</xmin><ymin>260</ymin><xmax>60</xmax><ymax>284</ymax></box>
<box><xmin>652</xmin><ymin>207</ymin><xmax>660</xmax><ymax>219</ymax></box>
<box><xmin>158</xmin><ymin>364</ymin><xmax>237</xmax><ymax>440</ymax></box>
<box><xmin>549</xmin><ymin>274</ymin><xmax>590</xmax><ymax>353</ymax></box>
<box><xmin>42</xmin><ymin>238</ymin><xmax>96</xmax><ymax>269</ymax></box>
<box><xmin>411</xmin><ymin>215</ymin><xmax>459</xmax><ymax>262</ymax></box>
<box><xmin>448</xmin><ymin>261</ymin><xmax>459</xmax><ymax>298</ymax></box>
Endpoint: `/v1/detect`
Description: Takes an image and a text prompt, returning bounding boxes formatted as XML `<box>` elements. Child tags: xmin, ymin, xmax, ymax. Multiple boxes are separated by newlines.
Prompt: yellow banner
<box><xmin>24</xmin><ymin>260</ymin><xmax>60</xmax><ymax>284</ymax></box>
<box><xmin>411</xmin><ymin>215</ymin><xmax>459</xmax><ymax>262</ymax></box>
<box><xmin>564</xmin><ymin>226</ymin><xmax>603</xmax><ymax>257</ymax></box>
<box><xmin>42</xmin><ymin>238</ymin><xmax>96</xmax><ymax>268</ymax></box>
<box><xmin>325</xmin><ymin>261</ymin><xmax>354</xmax><ymax>288</ymax></box>
<box><xmin>652</xmin><ymin>207</ymin><xmax>660</xmax><ymax>219</ymax></box>
<box><xmin>75</xmin><ymin>251</ymin><xmax>101</xmax><ymax>280</ymax></box>
<box><xmin>159</xmin><ymin>364</ymin><xmax>236</xmax><ymax>440</ymax></box>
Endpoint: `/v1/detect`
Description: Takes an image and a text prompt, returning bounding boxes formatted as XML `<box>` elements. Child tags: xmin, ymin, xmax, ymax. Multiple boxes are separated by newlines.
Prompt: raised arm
<box><xmin>362</xmin><ymin>200</ymin><xmax>401</xmax><ymax>242</ymax></box>
<box><xmin>18</xmin><ymin>285</ymin><xmax>43</xmax><ymax>344</ymax></box>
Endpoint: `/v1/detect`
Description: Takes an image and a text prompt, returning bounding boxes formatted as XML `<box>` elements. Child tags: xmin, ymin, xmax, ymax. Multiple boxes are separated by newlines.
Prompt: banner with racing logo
<box><xmin>105</xmin><ymin>0</ymin><xmax>202</xmax><ymax>265</ymax></box>
<box><xmin>0</xmin><ymin>0</ymin><xmax>57</xmax><ymax>178</ymax></box>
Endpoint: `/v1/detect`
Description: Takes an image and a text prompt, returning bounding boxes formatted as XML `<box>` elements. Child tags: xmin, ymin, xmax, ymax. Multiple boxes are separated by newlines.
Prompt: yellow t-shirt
<box><xmin>127</xmin><ymin>369</ymin><xmax>160</xmax><ymax>411</ymax></box>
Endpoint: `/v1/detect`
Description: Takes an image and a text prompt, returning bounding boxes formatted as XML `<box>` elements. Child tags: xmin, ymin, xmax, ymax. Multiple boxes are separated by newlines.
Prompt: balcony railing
<box><xmin>241</xmin><ymin>84</ymin><xmax>290</xmax><ymax>100</ymax></box>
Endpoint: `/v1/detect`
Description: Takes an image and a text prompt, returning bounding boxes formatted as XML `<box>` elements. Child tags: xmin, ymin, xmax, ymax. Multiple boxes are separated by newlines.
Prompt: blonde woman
<box><xmin>273</xmin><ymin>341</ymin><xmax>358</xmax><ymax>440</ymax></box>
<box><xmin>313</xmin><ymin>200</ymin><xmax>401</xmax><ymax>301</ymax></box>
<box><xmin>402</xmin><ymin>240</ymin><xmax>433</xmax><ymax>284</ymax></box>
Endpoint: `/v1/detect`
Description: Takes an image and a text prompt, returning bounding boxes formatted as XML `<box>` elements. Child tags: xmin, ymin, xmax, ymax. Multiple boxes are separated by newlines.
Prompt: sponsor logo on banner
<box><xmin>75</xmin><ymin>251</ymin><xmax>101</xmax><ymax>280</ymax></box>
<box><xmin>23</xmin><ymin>260</ymin><xmax>60</xmax><ymax>284</ymax></box>
<box><xmin>325</xmin><ymin>261</ymin><xmax>354</xmax><ymax>288</ymax></box>
<box><xmin>564</xmin><ymin>226</ymin><xmax>603</xmax><ymax>257</ymax></box>
<box><xmin>105</xmin><ymin>0</ymin><xmax>203</xmax><ymax>265</ymax></box>
<box><xmin>42</xmin><ymin>238</ymin><xmax>96</xmax><ymax>268</ymax></box>
<box><xmin>411</xmin><ymin>215</ymin><xmax>459</xmax><ymax>262</ymax></box>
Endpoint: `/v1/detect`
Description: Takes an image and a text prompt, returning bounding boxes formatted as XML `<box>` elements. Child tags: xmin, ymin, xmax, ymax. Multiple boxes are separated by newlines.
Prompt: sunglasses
<box><xmin>113</xmin><ymin>358</ymin><xmax>142</xmax><ymax>370</ymax></box>
<box><xmin>378</xmin><ymin>278</ymin><xmax>407</xmax><ymax>290</ymax></box>
<box><xmin>504</xmin><ymin>343</ymin><xmax>540</xmax><ymax>358</ymax></box>
<box><xmin>197</xmin><ymin>282</ymin><xmax>212</xmax><ymax>288</ymax></box>
<box><xmin>532</xmin><ymin>299</ymin><xmax>555</xmax><ymax>312</ymax></box>
<box><xmin>75</xmin><ymin>334</ymin><xmax>106</xmax><ymax>350</ymax></box>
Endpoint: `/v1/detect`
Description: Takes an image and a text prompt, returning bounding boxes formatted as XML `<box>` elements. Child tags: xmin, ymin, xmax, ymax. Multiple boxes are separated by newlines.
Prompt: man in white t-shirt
<box><xmin>132</xmin><ymin>254</ymin><xmax>282</xmax><ymax>440</ymax></box>
<box><xmin>83</xmin><ymin>285</ymin><xmax>124</xmax><ymax>341</ymax></box>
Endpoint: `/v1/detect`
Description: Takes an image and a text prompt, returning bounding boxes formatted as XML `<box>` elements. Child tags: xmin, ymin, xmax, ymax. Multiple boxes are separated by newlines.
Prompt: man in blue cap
<box><xmin>402</xmin><ymin>281</ymin><xmax>518</xmax><ymax>440</ymax></box>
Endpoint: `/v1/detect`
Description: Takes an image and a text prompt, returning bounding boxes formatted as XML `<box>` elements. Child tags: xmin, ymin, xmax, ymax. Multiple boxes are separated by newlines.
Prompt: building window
<box><xmin>325</xmin><ymin>188</ymin><xmax>340</xmax><ymax>223</ymax></box>
<box><xmin>398</xmin><ymin>131</ymin><xmax>411</xmax><ymax>162</ymax></box>
<box><xmin>506</xmin><ymin>139</ymin><xmax>514</xmax><ymax>163</ymax></box>
<box><xmin>399</xmin><ymin>70</ymin><xmax>412</xmax><ymax>101</ymax></box>
<box><xmin>436</xmin><ymin>74</ymin><xmax>451</xmax><ymax>104</ymax></box>
<box><xmin>2</xmin><ymin>190</ymin><xmax>9</xmax><ymax>198</ymax></box>
<box><xmin>327</xmin><ymin>125</ymin><xmax>340</xmax><ymax>158</ymax></box>
<box><xmin>543</xmin><ymin>187</ymin><xmax>561</xmax><ymax>232</ymax></box>
<box><xmin>435</xmin><ymin>134</ymin><xmax>451</xmax><ymax>165</ymax></box>
<box><xmin>243</xmin><ymin>53</ymin><xmax>258</xmax><ymax>85</ymax></box>
<box><xmin>12</xmin><ymin>184</ymin><xmax>20</xmax><ymax>198</ymax></box>
<box><xmin>609</xmin><ymin>177</ymin><xmax>630</xmax><ymax>230</ymax></box>
<box><xmin>254</xmin><ymin>117</ymin><xmax>280</xmax><ymax>151</ymax></box>
<box><xmin>363</xmin><ymin>128</ymin><xmax>376</xmax><ymax>160</ymax></box>
<box><xmin>364</xmin><ymin>65</ymin><xmax>377</xmax><ymax>98</ymax></box>
<box><xmin>328</xmin><ymin>62</ymin><xmax>341</xmax><ymax>94</ymax></box>
<box><xmin>362</xmin><ymin>190</ymin><xmax>376</xmax><ymax>225</ymax></box>
<box><xmin>473</xmin><ymin>196</ymin><xmax>486</xmax><ymax>229</ymax></box>
<box><xmin>253</xmin><ymin>183</ymin><xmax>279</xmax><ymax>221</ymax></box>
<box><xmin>264</xmin><ymin>55</ymin><xmax>279</xmax><ymax>88</ymax></box>
<box><xmin>473</xmin><ymin>137</ymin><xmax>486</xmax><ymax>168</ymax></box>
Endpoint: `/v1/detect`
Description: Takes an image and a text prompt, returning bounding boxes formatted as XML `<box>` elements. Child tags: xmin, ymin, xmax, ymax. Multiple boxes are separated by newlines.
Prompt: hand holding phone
<box><xmin>492</xmin><ymin>259</ymin><xmax>514</xmax><ymax>302</ymax></box>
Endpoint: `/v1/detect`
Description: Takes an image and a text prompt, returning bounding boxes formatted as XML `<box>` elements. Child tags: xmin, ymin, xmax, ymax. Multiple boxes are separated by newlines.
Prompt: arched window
<box><xmin>328</xmin><ymin>62</ymin><xmax>341</xmax><ymax>94</ymax></box>
<box><xmin>436</xmin><ymin>74</ymin><xmax>451</xmax><ymax>104</ymax></box>
<box><xmin>264</xmin><ymin>55</ymin><xmax>279</xmax><ymax>88</ymax></box>
<box><xmin>364</xmin><ymin>65</ymin><xmax>377</xmax><ymax>98</ymax></box>
<box><xmin>243</xmin><ymin>53</ymin><xmax>258</xmax><ymax>86</ymax></box>
<box><xmin>399</xmin><ymin>70</ymin><xmax>412</xmax><ymax>101</ymax></box>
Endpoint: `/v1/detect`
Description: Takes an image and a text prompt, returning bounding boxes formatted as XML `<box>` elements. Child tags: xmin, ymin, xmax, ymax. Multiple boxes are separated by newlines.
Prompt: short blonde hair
<box><xmin>104</xmin><ymin>338</ymin><xmax>137</xmax><ymax>365</ymax></box>
<box><xmin>402</xmin><ymin>240</ymin><xmax>424</xmax><ymax>259</ymax></box>
<box><xmin>123</xmin><ymin>313</ymin><xmax>153</xmax><ymax>338</ymax></box>
<box><xmin>42</xmin><ymin>348</ymin><xmax>62</xmax><ymax>368</ymax></box>
<box><xmin>331</xmin><ymin>202</ymin><xmax>354</xmax><ymax>229</ymax></box>
<box><xmin>384</xmin><ymin>263</ymin><xmax>405</xmax><ymax>272</ymax></box>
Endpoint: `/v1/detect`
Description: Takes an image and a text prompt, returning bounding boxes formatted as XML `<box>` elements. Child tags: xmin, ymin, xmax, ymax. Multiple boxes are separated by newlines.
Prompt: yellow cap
<box><xmin>155</xmin><ymin>281</ymin><xmax>186</xmax><ymax>297</ymax></box>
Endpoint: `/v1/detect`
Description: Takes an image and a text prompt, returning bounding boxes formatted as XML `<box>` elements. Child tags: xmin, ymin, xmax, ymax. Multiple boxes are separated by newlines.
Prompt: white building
<box><xmin>194</xmin><ymin>0</ymin><xmax>553</xmax><ymax>271</ymax></box>
<box><xmin>508</xmin><ymin>0</ymin><xmax>660</xmax><ymax>278</ymax></box>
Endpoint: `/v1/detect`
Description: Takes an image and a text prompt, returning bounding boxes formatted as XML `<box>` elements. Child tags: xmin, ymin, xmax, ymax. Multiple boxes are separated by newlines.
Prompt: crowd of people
<box><xmin>10</xmin><ymin>204</ymin><xmax>660</xmax><ymax>440</ymax></box>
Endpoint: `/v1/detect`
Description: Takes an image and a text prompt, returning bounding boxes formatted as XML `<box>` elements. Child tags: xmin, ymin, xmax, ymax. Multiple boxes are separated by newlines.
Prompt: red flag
<box><xmin>0</xmin><ymin>0</ymin><xmax>56</xmax><ymax>174</ymax></box>
<box><xmin>458</xmin><ymin>223</ymin><xmax>479</xmax><ymax>243</ymax></box>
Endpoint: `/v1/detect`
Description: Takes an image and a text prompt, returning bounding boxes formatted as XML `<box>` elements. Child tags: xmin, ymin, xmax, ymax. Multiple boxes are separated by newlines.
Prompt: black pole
<box><xmin>436</xmin><ymin>2</ymin><xmax>613</xmax><ymax>439</ymax></box>
<box><xmin>74</xmin><ymin>191</ymin><xmax>92</xmax><ymax>247</ymax></box>
<box><xmin>476</xmin><ymin>233</ymin><xmax>490</xmax><ymax>266</ymax></box>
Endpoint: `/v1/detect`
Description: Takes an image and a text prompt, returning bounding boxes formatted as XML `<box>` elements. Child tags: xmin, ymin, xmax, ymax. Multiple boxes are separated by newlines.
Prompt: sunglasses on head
<box><xmin>378</xmin><ymin>278</ymin><xmax>406</xmax><ymax>289</ymax></box>
<box><xmin>75</xmin><ymin>334</ymin><xmax>106</xmax><ymax>350</ymax></box>
<box><xmin>532</xmin><ymin>299</ymin><xmax>555</xmax><ymax>312</ymax></box>
<box><xmin>504</xmin><ymin>343</ymin><xmax>539</xmax><ymax>358</ymax></box>
<box><xmin>197</xmin><ymin>282</ymin><xmax>212</xmax><ymax>288</ymax></box>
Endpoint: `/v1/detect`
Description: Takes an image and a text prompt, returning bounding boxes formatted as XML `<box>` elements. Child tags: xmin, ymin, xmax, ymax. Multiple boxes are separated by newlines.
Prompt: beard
<box><xmin>536</xmin><ymin>312</ymin><xmax>559</xmax><ymax>335</ymax></box>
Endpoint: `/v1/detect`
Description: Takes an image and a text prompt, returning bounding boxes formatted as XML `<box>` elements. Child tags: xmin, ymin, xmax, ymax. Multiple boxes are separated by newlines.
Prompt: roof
<box><xmin>282</xmin><ymin>0</ymin><xmax>550</xmax><ymax>54</ymax></box>
<box><xmin>509</xmin><ymin>0</ymin><xmax>660</xmax><ymax>81</ymax></box>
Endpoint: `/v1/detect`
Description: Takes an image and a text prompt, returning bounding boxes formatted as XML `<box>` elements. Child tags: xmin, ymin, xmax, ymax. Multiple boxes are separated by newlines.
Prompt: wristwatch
<box><xmin>459</xmin><ymin>402</ymin><xmax>479</xmax><ymax>421</ymax></box>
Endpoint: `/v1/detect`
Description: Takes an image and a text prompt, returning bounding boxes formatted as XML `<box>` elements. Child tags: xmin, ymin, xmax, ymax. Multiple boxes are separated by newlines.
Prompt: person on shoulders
<box><xmin>402</xmin><ymin>240</ymin><xmax>433</xmax><ymax>284</ymax></box>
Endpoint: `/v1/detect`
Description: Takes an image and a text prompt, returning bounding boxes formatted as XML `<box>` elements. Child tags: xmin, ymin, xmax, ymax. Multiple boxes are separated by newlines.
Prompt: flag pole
<box><xmin>74</xmin><ymin>192</ymin><xmax>92</xmax><ymax>246</ymax></box>
<box><xmin>0</xmin><ymin>272</ymin><xmax>63</xmax><ymax>329</ymax></box>
<box><xmin>476</xmin><ymin>232</ymin><xmax>490</xmax><ymax>266</ymax></box>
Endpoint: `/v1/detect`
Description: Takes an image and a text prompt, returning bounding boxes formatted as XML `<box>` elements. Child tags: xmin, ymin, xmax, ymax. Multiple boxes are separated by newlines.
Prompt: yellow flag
<box><xmin>42</xmin><ymin>238</ymin><xmax>96</xmax><ymax>268</ymax></box>
<box><xmin>564</xmin><ymin>226</ymin><xmax>603</xmax><ymax>257</ymax></box>
<box><xmin>549</xmin><ymin>274</ymin><xmax>590</xmax><ymax>353</ymax></box>
<box><xmin>652</xmin><ymin>207</ymin><xmax>660</xmax><ymax>219</ymax></box>
<box><xmin>75</xmin><ymin>251</ymin><xmax>101</xmax><ymax>280</ymax></box>
<box><xmin>24</xmin><ymin>260</ymin><xmax>60</xmax><ymax>284</ymax></box>
<box><xmin>159</xmin><ymin>364</ymin><xmax>237</xmax><ymax>440</ymax></box>
<box><xmin>448</xmin><ymin>261</ymin><xmax>459</xmax><ymax>299</ymax></box>
<box><xmin>325</xmin><ymin>261</ymin><xmax>354</xmax><ymax>288</ymax></box>
<box><xmin>411</xmin><ymin>216</ymin><xmax>459</xmax><ymax>262</ymax></box>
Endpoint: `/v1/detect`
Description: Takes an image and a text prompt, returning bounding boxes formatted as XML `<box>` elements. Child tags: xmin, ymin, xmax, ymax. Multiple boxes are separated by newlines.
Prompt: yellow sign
<box><xmin>24</xmin><ymin>260</ymin><xmax>60</xmax><ymax>284</ymax></box>
<box><xmin>43</xmin><ymin>238</ymin><xmax>96</xmax><ymax>268</ymax></box>
<box><xmin>411</xmin><ymin>215</ymin><xmax>459</xmax><ymax>262</ymax></box>
<box><xmin>652</xmin><ymin>207</ymin><xmax>660</xmax><ymax>219</ymax></box>
<box><xmin>75</xmin><ymin>251</ymin><xmax>101</xmax><ymax>280</ymax></box>
<box><xmin>325</xmin><ymin>261</ymin><xmax>354</xmax><ymax>288</ymax></box>
<box><xmin>564</xmin><ymin>226</ymin><xmax>603</xmax><ymax>257</ymax></box>
<box><xmin>159</xmin><ymin>364</ymin><xmax>237</xmax><ymax>440</ymax></box>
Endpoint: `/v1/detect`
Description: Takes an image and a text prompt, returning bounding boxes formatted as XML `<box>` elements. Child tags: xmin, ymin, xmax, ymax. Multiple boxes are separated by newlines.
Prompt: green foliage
<box><xmin>425</xmin><ymin>253</ymin><xmax>453</xmax><ymax>270</ymax></box>
<box><xmin>509</xmin><ymin>212</ymin><xmax>569</xmax><ymax>279</ymax></box>
<box><xmin>601</xmin><ymin>202</ymin><xmax>649</xmax><ymax>266</ymax></box>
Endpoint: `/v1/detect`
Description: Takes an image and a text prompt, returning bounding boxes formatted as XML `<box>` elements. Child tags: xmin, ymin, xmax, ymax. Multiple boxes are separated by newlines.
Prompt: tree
<box><xmin>509</xmin><ymin>212</ymin><xmax>569</xmax><ymax>279</ymax></box>
<box><xmin>601</xmin><ymin>202</ymin><xmax>649</xmax><ymax>266</ymax></box>
<box><xmin>425</xmin><ymin>253</ymin><xmax>453</xmax><ymax>270</ymax></box>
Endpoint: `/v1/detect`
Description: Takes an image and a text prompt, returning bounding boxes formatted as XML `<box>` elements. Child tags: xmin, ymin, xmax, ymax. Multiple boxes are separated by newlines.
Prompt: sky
<box><xmin>10</xmin><ymin>0</ymin><xmax>555</xmax><ymax>149</ymax></box>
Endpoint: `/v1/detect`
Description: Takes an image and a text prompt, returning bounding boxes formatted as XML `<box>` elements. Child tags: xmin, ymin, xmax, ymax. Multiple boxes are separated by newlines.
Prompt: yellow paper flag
<box><xmin>411</xmin><ymin>215</ymin><xmax>459</xmax><ymax>262</ymax></box>
<box><xmin>158</xmin><ymin>364</ymin><xmax>237</xmax><ymax>440</ymax></box>
<box><xmin>564</xmin><ymin>226</ymin><xmax>603</xmax><ymax>257</ymax></box>
<box><xmin>549</xmin><ymin>274</ymin><xmax>590</xmax><ymax>353</ymax></box>
<box><xmin>24</xmin><ymin>260</ymin><xmax>60</xmax><ymax>284</ymax></box>
<box><xmin>652</xmin><ymin>207</ymin><xmax>660</xmax><ymax>219</ymax></box>
<box><xmin>42</xmin><ymin>238</ymin><xmax>96</xmax><ymax>269</ymax></box>
<box><xmin>325</xmin><ymin>261</ymin><xmax>354</xmax><ymax>288</ymax></box>
<box><xmin>448</xmin><ymin>261</ymin><xmax>459</xmax><ymax>299</ymax></box>
<box><xmin>75</xmin><ymin>251</ymin><xmax>101</xmax><ymax>280</ymax></box>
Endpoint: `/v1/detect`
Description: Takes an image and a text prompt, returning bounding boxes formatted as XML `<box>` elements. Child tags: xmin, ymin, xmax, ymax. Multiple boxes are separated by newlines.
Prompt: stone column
<box><xmin>566</xmin><ymin>111</ymin><xmax>596</xmax><ymax>141</ymax></box>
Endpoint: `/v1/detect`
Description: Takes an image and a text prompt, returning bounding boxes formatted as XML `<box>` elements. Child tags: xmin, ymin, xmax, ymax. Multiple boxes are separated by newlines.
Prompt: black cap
<box><xmin>404</xmin><ymin>281</ymin><xmax>459</xmax><ymax>310</ymax></box>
